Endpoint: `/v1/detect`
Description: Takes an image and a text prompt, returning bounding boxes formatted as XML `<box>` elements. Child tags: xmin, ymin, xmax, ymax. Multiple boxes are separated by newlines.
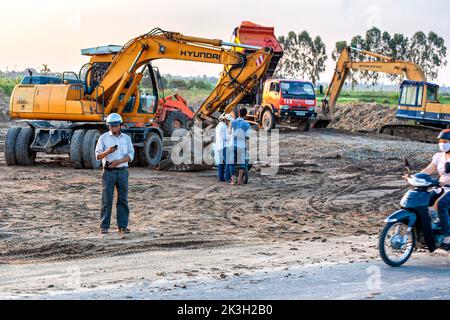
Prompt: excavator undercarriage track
<box><xmin>378</xmin><ymin>124</ymin><xmax>442</xmax><ymax>144</ymax></box>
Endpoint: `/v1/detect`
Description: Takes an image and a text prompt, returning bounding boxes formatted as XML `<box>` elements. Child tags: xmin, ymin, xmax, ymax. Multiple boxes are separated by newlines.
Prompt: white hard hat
<box><xmin>106</xmin><ymin>113</ymin><xmax>123</xmax><ymax>126</ymax></box>
<box><xmin>219</xmin><ymin>113</ymin><xmax>233</xmax><ymax>122</ymax></box>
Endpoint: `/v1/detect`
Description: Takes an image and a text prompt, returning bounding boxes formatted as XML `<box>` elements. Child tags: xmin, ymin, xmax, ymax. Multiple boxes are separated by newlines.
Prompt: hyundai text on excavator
<box><xmin>232</xmin><ymin>21</ymin><xmax>318</xmax><ymax>132</ymax></box>
<box><xmin>5</xmin><ymin>28</ymin><xmax>273</xmax><ymax>169</ymax></box>
<box><xmin>319</xmin><ymin>46</ymin><xmax>450</xmax><ymax>142</ymax></box>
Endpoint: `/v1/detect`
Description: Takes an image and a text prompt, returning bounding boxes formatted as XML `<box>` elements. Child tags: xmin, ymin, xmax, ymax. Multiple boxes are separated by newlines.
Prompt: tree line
<box><xmin>275</xmin><ymin>27</ymin><xmax>447</xmax><ymax>86</ymax></box>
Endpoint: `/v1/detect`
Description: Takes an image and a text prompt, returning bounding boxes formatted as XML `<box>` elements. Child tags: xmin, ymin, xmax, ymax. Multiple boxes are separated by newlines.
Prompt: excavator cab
<box><xmin>397</xmin><ymin>80</ymin><xmax>441</xmax><ymax>122</ymax></box>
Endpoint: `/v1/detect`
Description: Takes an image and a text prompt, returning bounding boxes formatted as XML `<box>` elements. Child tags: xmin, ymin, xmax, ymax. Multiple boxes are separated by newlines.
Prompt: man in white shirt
<box><xmin>95</xmin><ymin>113</ymin><xmax>135</xmax><ymax>235</ymax></box>
<box><xmin>215</xmin><ymin>114</ymin><xmax>233</xmax><ymax>182</ymax></box>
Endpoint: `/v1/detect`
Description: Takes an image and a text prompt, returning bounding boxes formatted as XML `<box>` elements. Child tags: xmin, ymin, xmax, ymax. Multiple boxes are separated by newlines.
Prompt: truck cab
<box><xmin>260</xmin><ymin>79</ymin><xmax>317</xmax><ymax>130</ymax></box>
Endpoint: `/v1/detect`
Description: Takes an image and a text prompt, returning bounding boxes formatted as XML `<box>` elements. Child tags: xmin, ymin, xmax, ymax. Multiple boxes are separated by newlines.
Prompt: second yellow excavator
<box><xmin>5</xmin><ymin>28</ymin><xmax>273</xmax><ymax>169</ymax></box>
<box><xmin>318</xmin><ymin>46</ymin><xmax>449</xmax><ymax>142</ymax></box>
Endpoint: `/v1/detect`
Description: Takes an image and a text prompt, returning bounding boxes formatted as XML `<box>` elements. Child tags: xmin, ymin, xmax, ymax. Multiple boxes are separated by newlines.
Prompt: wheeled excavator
<box><xmin>317</xmin><ymin>46</ymin><xmax>450</xmax><ymax>142</ymax></box>
<box><xmin>5</xmin><ymin>28</ymin><xmax>273</xmax><ymax>169</ymax></box>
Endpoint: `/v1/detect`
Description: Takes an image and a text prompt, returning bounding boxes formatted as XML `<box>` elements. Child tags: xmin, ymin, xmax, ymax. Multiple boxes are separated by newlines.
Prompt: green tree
<box><xmin>168</xmin><ymin>79</ymin><xmax>187</xmax><ymax>89</ymax></box>
<box><xmin>275</xmin><ymin>31</ymin><xmax>302</xmax><ymax>78</ymax></box>
<box><xmin>275</xmin><ymin>31</ymin><xmax>327</xmax><ymax>84</ymax></box>
<box><xmin>160</xmin><ymin>76</ymin><xmax>168</xmax><ymax>89</ymax></box>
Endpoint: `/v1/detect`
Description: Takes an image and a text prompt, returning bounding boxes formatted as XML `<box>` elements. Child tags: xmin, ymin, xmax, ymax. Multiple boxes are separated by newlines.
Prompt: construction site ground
<box><xmin>0</xmin><ymin>103</ymin><xmax>448</xmax><ymax>299</ymax></box>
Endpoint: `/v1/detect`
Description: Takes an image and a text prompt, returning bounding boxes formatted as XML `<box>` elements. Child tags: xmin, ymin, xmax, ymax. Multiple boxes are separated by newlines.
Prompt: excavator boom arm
<box><xmin>324</xmin><ymin>47</ymin><xmax>426</xmax><ymax>110</ymax></box>
<box><xmin>97</xmin><ymin>29</ymin><xmax>273</xmax><ymax>120</ymax></box>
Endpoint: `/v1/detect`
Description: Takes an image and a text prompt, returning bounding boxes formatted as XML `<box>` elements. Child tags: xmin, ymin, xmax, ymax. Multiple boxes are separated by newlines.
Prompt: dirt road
<box><xmin>0</xmin><ymin>121</ymin><xmax>443</xmax><ymax>298</ymax></box>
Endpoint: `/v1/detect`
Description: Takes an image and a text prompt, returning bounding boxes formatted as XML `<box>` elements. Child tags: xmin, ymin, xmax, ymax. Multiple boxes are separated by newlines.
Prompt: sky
<box><xmin>1</xmin><ymin>0</ymin><xmax>450</xmax><ymax>85</ymax></box>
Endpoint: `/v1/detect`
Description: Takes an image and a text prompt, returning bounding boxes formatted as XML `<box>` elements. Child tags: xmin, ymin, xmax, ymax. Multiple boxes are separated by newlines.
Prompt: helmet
<box><xmin>407</xmin><ymin>173</ymin><xmax>438</xmax><ymax>187</ymax></box>
<box><xmin>437</xmin><ymin>129</ymin><xmax>450</xmax><ymax>140</ymax></box>
<box><xmin>106</xmin><ymin>113</ymin><xmax>123</xmax><ymax>126</ymax></box>
<box><xmin>219</xmin><ymin>113</ymin><xmax>234</xmax><ymax>122</ymax></box>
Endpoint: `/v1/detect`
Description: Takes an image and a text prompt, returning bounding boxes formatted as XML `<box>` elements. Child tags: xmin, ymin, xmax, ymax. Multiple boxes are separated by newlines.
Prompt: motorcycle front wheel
<box><xmin>379</xmin><ymin>221</ymin><xmax>416</xmax><ymax>267</ymax></box>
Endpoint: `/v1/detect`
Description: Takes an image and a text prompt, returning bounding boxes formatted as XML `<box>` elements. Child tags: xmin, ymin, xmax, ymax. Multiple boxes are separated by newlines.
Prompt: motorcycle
<box><xmin>379</xmin><ymin>160</ymin><xmax>450</xmax><ymax>267</ymax></box>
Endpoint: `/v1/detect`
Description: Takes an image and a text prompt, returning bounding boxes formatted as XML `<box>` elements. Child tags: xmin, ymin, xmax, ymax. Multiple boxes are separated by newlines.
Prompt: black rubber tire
<box><xmin>70</xmin><ymin>129</ymin><xmax>86</xmax><ymax>169</ymax></box>
<box><xmin>130</xmin><ymin>146</ymin><xmax>140</xmax><ymax>167</ymax></box>
<box><xmin>82</xmin><ymin>129</ymin><xmax>102</xmax><ymax>169</ymax></box>
<box><xmin>15</xmin><ymin>127</ymin><xmax>36</xmax><ymax>166</ymax></box>
<box><xmin>162</xmin><ymin>111</ymin><xmax>189</xmax><ymax>136</ymax></box>
<box><xmin>379</xmin><ymin>222</ymin><xmax>416</xmax><ymax>267</ymax></box>
<box><xmin>261</xmin><ymin>109</ymin><xmax>276</xmax><ymax>132</ymax></box>
<box><xmin>298</xmin><ymin>118</ymin><xmax>312</xmax><ymax>132</ymax></box>
<box><xmin>4</xmin><ymin>127</ymin><xmax>22</xmax><ymax>166</ymax></box>
<box><xmin>142</xmin><ymin>132</ymin><xmax>163</xmax><ymax>168</ymax></box>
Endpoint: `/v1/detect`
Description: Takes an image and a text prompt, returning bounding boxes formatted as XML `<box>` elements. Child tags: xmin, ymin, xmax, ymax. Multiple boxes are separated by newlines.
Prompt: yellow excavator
<box><xmin>5</xmin><ymin>28</ymin><xmax>273</xmax><ymax>169</ymax></box>
<box><xmin>318</xmin><ymin>46</ymin><xmax>450</xmax><ymax>142</ymax></box>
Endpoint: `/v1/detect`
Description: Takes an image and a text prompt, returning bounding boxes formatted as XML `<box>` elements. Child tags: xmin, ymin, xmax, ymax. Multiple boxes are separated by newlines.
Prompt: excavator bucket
<box><xmin>312</xmin><ymin>118</ymin><xmax>332</xmax><ymax>129</ymax></box>
<box><xmin>311</xmin><ymin>101</ymin><xmax>332</xmax><ymax>129</ymax></box>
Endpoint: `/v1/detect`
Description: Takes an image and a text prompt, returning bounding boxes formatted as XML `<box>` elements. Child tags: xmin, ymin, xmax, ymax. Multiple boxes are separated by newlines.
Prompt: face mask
<box><xmin>439</xmin><ymin>142</ymin><xmax>450</xmax><ymax>153</ymax></box>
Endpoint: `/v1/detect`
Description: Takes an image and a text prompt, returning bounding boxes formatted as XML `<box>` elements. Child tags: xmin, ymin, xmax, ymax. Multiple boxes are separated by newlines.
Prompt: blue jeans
<box><xmin>100</xmin><ymin>168</ymin><xmax>129</xmax><ymax>229</ymax></box>
<box><xmin>217</xmin><ymin>148</ymin><xmax>230</xmax><ymax>182</ymax></box>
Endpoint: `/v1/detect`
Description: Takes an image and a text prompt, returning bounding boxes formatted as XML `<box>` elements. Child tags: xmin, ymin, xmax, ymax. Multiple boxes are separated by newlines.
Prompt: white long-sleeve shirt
<box><xmin>215</xmin><ymin>121</ymin><xmax>229</xmax><ymax>151</ymax></box>
<box><xmin>95</xmin><ymin>131</ymin><xmax>135</xmax><ymax>168</ymax></box>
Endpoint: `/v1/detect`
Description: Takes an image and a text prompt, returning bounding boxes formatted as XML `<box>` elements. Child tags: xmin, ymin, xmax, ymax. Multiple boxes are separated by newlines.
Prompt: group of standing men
<box><xmin>214</xmin><ymin>108</ymin><xmax>251</xmax><ymax>185</ymax></box>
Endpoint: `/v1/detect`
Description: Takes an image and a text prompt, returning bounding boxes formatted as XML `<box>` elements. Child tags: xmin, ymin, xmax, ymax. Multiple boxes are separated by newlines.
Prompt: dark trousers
<box><xmin>100</xmin><ymin>168</ymin><xmax>129</xmax><ymax>229</ymax></box>
<box><xmin>435</xmin><ymin>191</ymin><xmax>450</xmax><ymax>236</ymax></box>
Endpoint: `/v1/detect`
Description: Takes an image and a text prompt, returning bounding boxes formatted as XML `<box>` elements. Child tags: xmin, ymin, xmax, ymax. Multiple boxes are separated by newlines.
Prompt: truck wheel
<box><xmin>130</xmin><ymin>146</ymin><xmax>140</xmax><ymax>167</ymax></box>
<box><xmin>15</xmin><ymin>127</ymin><xmax>36</xmax><ymax>166</ymax></box>
<box><xmin>70</xmin><ymin>129</ymin><xmax>86</xmax><ymax>169</ymax></box>
<box><xmin>261</xmin><ymin>109</ymin><xmax>276</xmax><ymax>132</ymax></box>
<box><xmin>82</xmin><ymin>129</ymin><xmax>101</xmax><ymax>169</ymax></box>
<box><xmin>143</xmin><ymin>132</ymin><xmax>163</xmax><ymax>168</ymax></box>
<box><xmin>162</xmin><ymin>111</ymin><xmax>188</xmax><ymax>136</ymax></box>
<box><xmin>298</xmin><ymin>119</ymin><xmax>311</xmax><ymax>132</ymax></box>
<box><xmin>4</xmin><ymin>127</ymin><xmax>22</xmax><ymax>166</ymax></box>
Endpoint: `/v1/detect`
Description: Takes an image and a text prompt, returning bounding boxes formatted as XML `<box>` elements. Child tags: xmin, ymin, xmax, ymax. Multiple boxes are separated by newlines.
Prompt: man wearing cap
<box><xmin>95</xmin><ymin>113</ymin><xmax>135</xmax><ymax>235</ymax></box>
<box><xmin>215</xmin><ymin>113</ymin><xmax>232</xmax><ymax>182</ymax></box>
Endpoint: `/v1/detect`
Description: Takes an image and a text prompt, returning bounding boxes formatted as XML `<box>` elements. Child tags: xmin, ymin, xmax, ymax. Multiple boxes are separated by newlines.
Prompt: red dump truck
<box><xmin>233</xmin><ymin>21</ymin><xmax>317</xmax><ymax>131</ymax></box>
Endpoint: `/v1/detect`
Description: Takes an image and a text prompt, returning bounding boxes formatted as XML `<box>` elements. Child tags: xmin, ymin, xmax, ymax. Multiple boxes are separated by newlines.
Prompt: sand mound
<box><xmin>328</xmin><ymin>103</ymin><xmax>400</xmax><ymax>132</ymax></box>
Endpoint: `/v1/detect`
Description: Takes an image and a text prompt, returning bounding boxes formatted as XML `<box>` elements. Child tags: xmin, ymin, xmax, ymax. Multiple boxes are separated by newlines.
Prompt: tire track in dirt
<box><xmin>0</xmin><ymin>237</ymin><xmax>234</xmax><ymax>265</ymax></box>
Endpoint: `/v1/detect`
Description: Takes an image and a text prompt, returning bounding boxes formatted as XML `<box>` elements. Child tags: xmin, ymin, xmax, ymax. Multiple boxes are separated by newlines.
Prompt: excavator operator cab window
<box><xmin>400</xmin><ymin>83</ymin><xmax>422</xmax><ymax>107</ymax></box>
<box><xmin>427</xmin><ymin>85</ymin><xmax>439</xmax><ymax>103</ymax></box>
<box><xmin>136</xmin><ymin>64</ymin><xmax>159</xmax><ymax>114</ymax></box>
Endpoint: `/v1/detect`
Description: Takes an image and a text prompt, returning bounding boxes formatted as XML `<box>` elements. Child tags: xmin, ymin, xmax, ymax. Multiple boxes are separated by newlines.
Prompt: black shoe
<box><xmin>118</xmin><ymin>228</ymin><xmax>130</xmax><ymax>234</ymax></box>
<box><xmin>100</xmin><ymin>228</ymin><xmax>108</xmax><ymax>235</ymax></box>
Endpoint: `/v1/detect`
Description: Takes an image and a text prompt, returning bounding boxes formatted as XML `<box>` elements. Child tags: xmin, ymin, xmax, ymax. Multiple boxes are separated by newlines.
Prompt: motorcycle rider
<box><xmin>419</xmin><ymin>129</ymin><xmax>450</xmax><ymax>250</ymax></box>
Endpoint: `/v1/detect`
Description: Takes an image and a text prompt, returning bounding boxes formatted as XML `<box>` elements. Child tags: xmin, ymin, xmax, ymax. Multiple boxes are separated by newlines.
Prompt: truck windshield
<box><xmin>280</xmin><ymin>82</ymin><xmax>315</xmax><ymax>99</ymax></box>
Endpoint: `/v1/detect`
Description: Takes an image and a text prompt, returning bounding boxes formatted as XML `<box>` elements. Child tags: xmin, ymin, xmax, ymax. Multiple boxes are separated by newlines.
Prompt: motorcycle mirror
<box><xmin>404</xmin><ymin>158</ymin><xmax>411</xmax><ymax>177</ymax></box>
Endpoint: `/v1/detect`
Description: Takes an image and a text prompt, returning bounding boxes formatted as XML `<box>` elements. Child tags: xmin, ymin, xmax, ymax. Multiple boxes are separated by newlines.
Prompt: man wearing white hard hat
<box><xmin>95</xmin><ymin>113</ymin><xmax>135</xmax><ymax>235</ymax></box>
<box><xmin>215</xmin><ymin>113</ymin><xmax>233</xmax><ymax>182</ymax></box>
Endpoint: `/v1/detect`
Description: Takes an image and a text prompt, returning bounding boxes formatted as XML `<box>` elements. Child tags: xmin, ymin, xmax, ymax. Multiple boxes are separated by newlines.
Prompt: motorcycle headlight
<box><xmin>280</xmin><ymin>105</ymin><xmax>290</xmax><ymax>110</ymax></box>
<box><xmin>309</xmin><ymin>107</ymin><xmax>315</xmax><ymax>111</ymax></box>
